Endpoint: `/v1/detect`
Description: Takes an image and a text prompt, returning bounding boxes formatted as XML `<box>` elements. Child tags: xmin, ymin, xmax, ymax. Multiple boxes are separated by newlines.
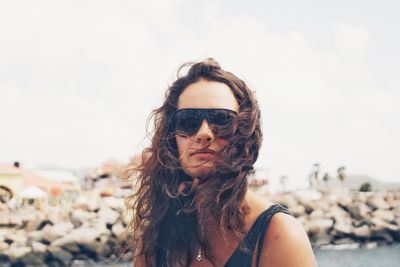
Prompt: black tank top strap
<box><xmin>224</xmin><ymin>203</ymin><xmax>292</xmax><ymax>267</ymax></box>
<box><xmin>254</xmin><ymin>204</ymin><xmax>292</xmax><ymax>266</ymax></box>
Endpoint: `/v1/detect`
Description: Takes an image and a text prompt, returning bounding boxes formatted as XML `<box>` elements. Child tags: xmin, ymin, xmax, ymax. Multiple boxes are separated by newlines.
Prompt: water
<box><xmin>314</xmin><ymin>244</ymin><xmax>400</xmax><ymax>267</ymax></box>
<box><xmin>92</xmin><ymin>245</ymin><xmax>400</xmax><ymax>267</ymax></box>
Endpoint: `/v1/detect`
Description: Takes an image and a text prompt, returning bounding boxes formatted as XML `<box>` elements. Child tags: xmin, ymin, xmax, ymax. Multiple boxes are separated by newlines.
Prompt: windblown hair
<box><xmin>125</xmin><ymin>58</ymin><xmax>263</xmax><ymax>267</ymax></box>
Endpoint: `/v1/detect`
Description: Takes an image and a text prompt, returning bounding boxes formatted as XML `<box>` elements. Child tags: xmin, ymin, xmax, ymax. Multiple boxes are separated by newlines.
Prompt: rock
<box><xmin>306</xmin><ymin>218</ymin><xmax>334</xmax><ymax>235</ymax></box>
<box><xmin>112</xmin><ymin>222</ymin><xmax>125</xmax><ymax>238</ymax></box>
<box><xmin>333</xmin><ymin>221</ymin><xmax>353</xmax><ymax>235</ymax></box>
<box><xmin>89</xmin><ymin>218</ymin><xmax>110</xmax><ymax>236</ymax></box>
<box><xmin>367</xmin><ymin>195</ymin><xmax>390</xmax><ymax>210</ymax></box>
<box><xmin>296</xmin><ymin>196</ymin><xmax>319</xmax><ymax>214</ymax></box>
<box><xmin>48</xmin><ymin>245</ymin><xmax>73</xmax><ymax>263</ymax></box>
<box><xmin>79</xmin><ymin>240</ymin><xmax>112</xmax><ymax>260</ymax></box>
<box><xmin>122</xmin><ymin>209</ymin><xmax>133</xmax><ymax>227</ymax></box>
<box><xmin>309</xmin><ymin>210</ymin><xmax>324</xmax><ymax>220</ymax></box>
<box><xmin>370</xmin><ymin>217</ymin><xmax>399</xmax><ymax>232</ymax></box>
<box><xmin>20</xmin><ymin>251</ymin><xmax>46</xmax><ymax>266</ymax></box>
<box><xmin>0</xmin><ymin>214</ymin><xmax>9</xmax><ymax>225</ymax></box>
<box><xmin>102</xmin><ymin>196</ymin><xmax>124</xmax><ymax>212</ymax></box>
<box><xmin>27</xmin><ymin>230</ymin><xmax>44</xmax><ymax>242</ymax></box>
<box><xmin>68</xmin><ymin>226</ymin><xmax>105</xmax><ymax>245</ymax></box>
<box><xmin>3</xmin><ymin>246</ymin><xmax>31</xmax><ymax>260</ymax></box>
<box><xmin>5</xmin><ymin>231</ymin><xmax>28</xmax><ymax>246</ymax></box>
<box><xmin>70</xmin><ymin>209</ymin><xmax>96</xmax><ymax>228</ymax></box>
<box><xmin>385</xmin><ymin>193</ymin><xmax>399</xmax><ymax>209</ymax></box>
<box><xmin>289</xmin><ymin>205</ymin><xmax>306</xmax><ymax>217</ymax></box>
<box><xmin>311</xmin><ymin>232</ymin><xmax>332</xmax><ymax>247</ymax></box>
<box><xmin>31</xmin><ymin>241</ymin><xmax>48</xmax><ymax>253</ymax></box>
<box><xmin>24</xmin><ymin>212</ymin><xmax>47</xmax><ymax>231</ymax></box>
<box><xmin>42</xmin><ymin>222</ymin><xmax>74</xmax><ymax>243</ymax></box>
<box><xmin>326</xmin><ymin>205</ymin><xmax>349</xmax><ymax>223</ymax></box>
<box><xmin>8</xmin><ymin>213</ymin><xmax>23</xmax><ymax>227</ymax></box>
<box><xmin>98</xmin><ymin>207</ymin><xmax>120</xmax><ymax>225</ymax></box>
<box><xmin>0</xmin><ymin>241</ymin><xmax>9</xmax><ymax>251</ymax></box>
<box><xmin>346</xmin><ymin>202</ymin><xmax>371</xmax><ymax>220</ymax></box>
<box><xmin>372</xmin><ymin>209</ymin><xmax>395</xmax><ymax>223</ymax></box>
<box><xmin>74</xmin><ymin>195</ymin><xmax>100</xmax><ymax>212</ymax></box>
<box><xmin>389</xmin><ymin>229</ymin><xmax>400</xmax><ymax>242</ymax></box>
<box><xmin>352</xmin><ymin>225</ymin><xmax>371</xmax><ymax>238</ymax></box>
<box><xmin>273</xmin><ymin>193</ymin><xmax>298</xmax><ymax>208</ymax></box>
<box><xmin>51</xmin><ymin>236</ymin><xmax>81</xmax><ymax>254</ymax></box>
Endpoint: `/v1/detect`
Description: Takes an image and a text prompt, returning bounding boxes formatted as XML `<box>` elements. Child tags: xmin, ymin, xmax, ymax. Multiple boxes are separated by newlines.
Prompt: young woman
<box><xmin>126</xmin><ymin>59</ymin><xmax>317</xmax><ymax>267</ymax></box>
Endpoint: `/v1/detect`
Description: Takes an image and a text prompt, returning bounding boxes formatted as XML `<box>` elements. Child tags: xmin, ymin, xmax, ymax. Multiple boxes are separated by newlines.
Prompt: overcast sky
<box><xmin>1</xmin><ymin>0</ymin><xmax>399</xmax><ymax>188</ymax></box>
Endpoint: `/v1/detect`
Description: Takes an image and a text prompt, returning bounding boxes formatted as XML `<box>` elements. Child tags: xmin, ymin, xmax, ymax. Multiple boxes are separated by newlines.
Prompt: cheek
<box><xmin>215</xmin><ymin>139</ymin><xmax>229</xmax><ymax>150</ymax></box>
<box><xmin>176</xmin><ymin>136</ymin><xmax>190</xmax><ymax>158</ymax></box>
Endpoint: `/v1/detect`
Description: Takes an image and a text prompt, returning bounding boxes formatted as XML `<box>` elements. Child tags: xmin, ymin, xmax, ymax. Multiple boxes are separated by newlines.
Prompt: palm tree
<box><xmin>309</xmin><ymin>163</ymin><xmax>320</xmax><ymax>188</ymax></box>
<box><xmin>323</xmin><ymin>173</ymin><xmax>330</xmax><ymax>183</ymax></box>
<box><xmin>337</xmin><ymin>166</ymin><xmax>346</xmax><ymax>184</ymax></box>
<box><xmin>279</xmin><ymin>175</ymin><xmax>288</xmax><ymax>192</ymax></box>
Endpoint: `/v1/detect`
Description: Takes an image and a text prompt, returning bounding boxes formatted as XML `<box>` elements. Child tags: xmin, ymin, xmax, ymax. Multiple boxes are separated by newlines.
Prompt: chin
<box><xmin>184</xmin><ymin>165</ymin><xmax>213</xmax><ymax>179</ymax></box>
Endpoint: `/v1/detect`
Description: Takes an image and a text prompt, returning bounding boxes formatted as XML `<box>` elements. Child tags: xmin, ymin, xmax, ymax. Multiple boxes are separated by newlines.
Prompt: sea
<box><xmin>86</xmin><ymin>244</ymin><xmax>400</xmax><ymax>267</ymax></box>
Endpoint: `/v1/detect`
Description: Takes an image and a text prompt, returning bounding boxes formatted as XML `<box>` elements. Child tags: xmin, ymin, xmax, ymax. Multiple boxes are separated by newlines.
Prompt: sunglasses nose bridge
<box><xmin>193</xmin><ymin>118</ymin><xmax>214</xmax><ymax>141</ymax></box>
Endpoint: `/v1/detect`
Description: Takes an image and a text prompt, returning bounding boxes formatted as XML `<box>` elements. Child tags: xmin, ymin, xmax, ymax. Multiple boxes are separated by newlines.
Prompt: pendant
<box><xmin>197</xmin><ymin>248</ymin><xmax>203</xmax><ymax>261</ymax></box>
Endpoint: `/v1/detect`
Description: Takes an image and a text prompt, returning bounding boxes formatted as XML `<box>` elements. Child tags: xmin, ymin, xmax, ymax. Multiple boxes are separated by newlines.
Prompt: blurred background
<box><xmin>0</xmin><ymin>1</ymin><xmax>399</xmax><ymax>266</ymax></box>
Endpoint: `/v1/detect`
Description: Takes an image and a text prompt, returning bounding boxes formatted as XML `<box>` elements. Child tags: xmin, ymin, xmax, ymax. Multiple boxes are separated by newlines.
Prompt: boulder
<box><xmin>42</xmin><ymin>222</ymin><xmax>74</xmax><ymax>243</ymax></box>
<box><xmin>111</xmin><ymin>222</ymin><xmax>125</xmax><ymax>238</ymax></box>
<box><xmin>309</xmin><ymin>210</ymin><xmax>324</xmax><ymax>220</ymax></box>
<box><xmin>333</xmin><ymin>221</ymin><xmax>353</xmax><ymax>235</ymax></box>
<box><xmin>74</xmin><ymin>195</ymin><xmax>100</xmax><ymax>212</ymax></box>
<box><xmin>5</xmin><ymin>231</ymin><xmax>28</xmax><ymax>247</ymax></box>
<box><xmin>31</xmin><ymin>241</ymin><xmax>48</xmax><ymax>253</ymax></box>
<box><xmin>346</xmin><ymin>202</ymin><xmax>371</xmax><ymax>220</ymax></box>
<box><xmin>372</xmin><ymin>209</ymin><xmax>395</xmax><ymax>223</ymax></box>
<box><xmin>0</xmin><ymin>241</ymin><xmax>9</xmax><ymax>251</ymax></box>
<box><xmin>8</xmin><ymin>213</ymin><xmax>23</xmax><ymax>227</ymax></box>
<box><xmin>70</xmin><ymin>209</ymin><xmax>96</xmax><ymax>227</ymax></box>
<box><xmin>305</xmin><ymin>218</ymin><xmax>334</xmax><ymax>235</ymax></box>
<box><xmin>367</xmin><ymin>195</ymin><xmax>390</xmax><ymax>210</ymax></box>
<box><xmin>102</xmin><ymin>196</ymin><xmax>124</xmax><ymax>212</ymax></box>
<box><xmin>352</xmin><ymin>225</ymin><xmax>371</xmax><ymax>238</ymax></box>
<box><xmin>27</xmin><ymin>230</ymin><xmax>44</xmax><ymax>242</ymax></box>
<box><xmin>289</xmin><ymin>205</ymin><xmax>306</xmax><ymax>217</ymax></box>
<box><xmin>51</xmin><ymin>236</ymin><xmax>81</xmax><ymax>254</ymax></box>
<box><xmin>98</xmin><ymin>207</ymin><xmax>120</xmax><ymax>225</ymax></box>
<box><xmin>3</xmin><ymin>246</ymin><xmax>31</xmax><ymax>260</ymax></box>
<box><xmin>19</xmin><ymin>251</ymin><xmax>46</xmax><ymax>266</ymax></box>
<box><xmin>48</xmin><ymin>245</ymin><xmax>73</xmax><ymax>263</ymax></box>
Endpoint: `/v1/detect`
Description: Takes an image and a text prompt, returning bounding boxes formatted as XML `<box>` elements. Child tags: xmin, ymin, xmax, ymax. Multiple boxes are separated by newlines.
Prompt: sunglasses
<box><xmin>170</xmin><ymin>108</ymin><xmax>238</xmax><ymax>136</ymax></box>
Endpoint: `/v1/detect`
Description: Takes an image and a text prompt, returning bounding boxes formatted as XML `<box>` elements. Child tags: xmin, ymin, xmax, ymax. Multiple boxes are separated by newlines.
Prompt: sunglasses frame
<box><xmin>169</xmin><ymin>108</ymin><xmax>238</xmax><ymax>136</ymax></box>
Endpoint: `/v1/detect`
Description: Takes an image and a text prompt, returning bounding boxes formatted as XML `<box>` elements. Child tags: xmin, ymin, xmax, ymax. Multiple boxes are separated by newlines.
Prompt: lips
<box><xmin>191</xmin><ymin>148</ymin><xmax>216</xmax><ymax>159</ymax></box>
<box><xmin>191</xmin><ymin>148</ymin><xmax>216</xmax><ymax>156</ymax></box>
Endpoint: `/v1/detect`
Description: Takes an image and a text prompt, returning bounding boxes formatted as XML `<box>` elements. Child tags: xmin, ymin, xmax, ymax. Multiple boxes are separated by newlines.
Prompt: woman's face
<box><xmin>175</xmin><ymin>79</ymin><xmax>239</xmax><ymax>178</ymax></box>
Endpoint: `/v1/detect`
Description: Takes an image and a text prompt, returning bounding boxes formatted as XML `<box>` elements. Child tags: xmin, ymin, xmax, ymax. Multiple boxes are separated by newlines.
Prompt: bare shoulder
<box><xmin>259</xmin><ymin>212</ymin><xmax>317</xmax><ymax>267</ymax></box>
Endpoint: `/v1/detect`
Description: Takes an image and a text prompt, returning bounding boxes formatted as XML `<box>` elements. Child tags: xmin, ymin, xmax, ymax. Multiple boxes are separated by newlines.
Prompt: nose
<box><xmin>194</xmin><ymin>119</ymin><xmax>214</xmax><ymax>144</ymax></box>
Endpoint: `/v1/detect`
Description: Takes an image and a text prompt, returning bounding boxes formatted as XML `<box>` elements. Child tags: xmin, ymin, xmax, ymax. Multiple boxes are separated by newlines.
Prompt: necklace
<box><xmin>196</xmin><ymin>247</ymin><xmax>203</xmax><ymax>261</ymax></box>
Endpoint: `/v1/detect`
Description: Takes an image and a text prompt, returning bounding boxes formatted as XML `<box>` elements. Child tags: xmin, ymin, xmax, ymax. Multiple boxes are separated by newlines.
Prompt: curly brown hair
<box><xmin>125</xmin><ymin>58</ymin><xmax>263</xmax><ymax>267</ymax></box>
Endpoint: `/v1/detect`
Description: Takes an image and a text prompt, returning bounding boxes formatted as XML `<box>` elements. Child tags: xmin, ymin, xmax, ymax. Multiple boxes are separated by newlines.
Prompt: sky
<box><xmin>1</xmin><ymin>0</ymin><xmax>399</xmax><ymax>188</ymax></box>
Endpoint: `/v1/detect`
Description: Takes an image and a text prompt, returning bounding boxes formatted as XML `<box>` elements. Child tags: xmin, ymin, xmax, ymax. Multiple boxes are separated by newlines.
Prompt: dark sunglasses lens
<box><xmin>208</xmin><ymin>110</ymin><xmax>236</xmax><ymax>125</ymax></box>
<box><xmin>174</xmin><ymin>110</ymin><xmax>202</xmax><ymax>136</ymax></box>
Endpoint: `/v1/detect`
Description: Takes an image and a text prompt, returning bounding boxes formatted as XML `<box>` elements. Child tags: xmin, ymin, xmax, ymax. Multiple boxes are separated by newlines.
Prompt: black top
<box><xmin>224</xmin><ymin>204</ymin><xmax>292</xmax><ymax>267</ymax></box>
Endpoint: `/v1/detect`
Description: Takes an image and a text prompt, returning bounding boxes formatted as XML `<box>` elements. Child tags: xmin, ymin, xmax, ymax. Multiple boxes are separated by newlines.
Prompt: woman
<box><xmin>126</xmin><ymin>58</ymin><xmax>317</xmax><ymax>267</ymax></box>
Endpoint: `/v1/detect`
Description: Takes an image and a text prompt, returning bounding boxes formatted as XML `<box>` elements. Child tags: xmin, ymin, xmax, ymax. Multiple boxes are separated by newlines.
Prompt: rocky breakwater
<box><xmin>0</xmin><ymin>193</ymin><xmax>133</xmax><ymax>267</ymax></box>
<box><xmin>270</xmin><ymin>190</ymin><xmax>400</xmax><ymax>248</ymax></box>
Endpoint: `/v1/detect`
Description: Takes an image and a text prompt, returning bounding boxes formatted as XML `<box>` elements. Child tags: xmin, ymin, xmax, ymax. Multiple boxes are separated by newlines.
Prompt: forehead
<box><xmin>177</xmin><ymin>80</ymin><xmax>239</xmax><ymax>111</ymax></box>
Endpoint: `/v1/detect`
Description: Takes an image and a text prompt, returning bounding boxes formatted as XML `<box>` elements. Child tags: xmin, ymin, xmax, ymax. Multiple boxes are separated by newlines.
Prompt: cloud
<box><xmin>0</xmin><ymin>1</ymin><xmax>399</xmax><ymax>185</ymax></box>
